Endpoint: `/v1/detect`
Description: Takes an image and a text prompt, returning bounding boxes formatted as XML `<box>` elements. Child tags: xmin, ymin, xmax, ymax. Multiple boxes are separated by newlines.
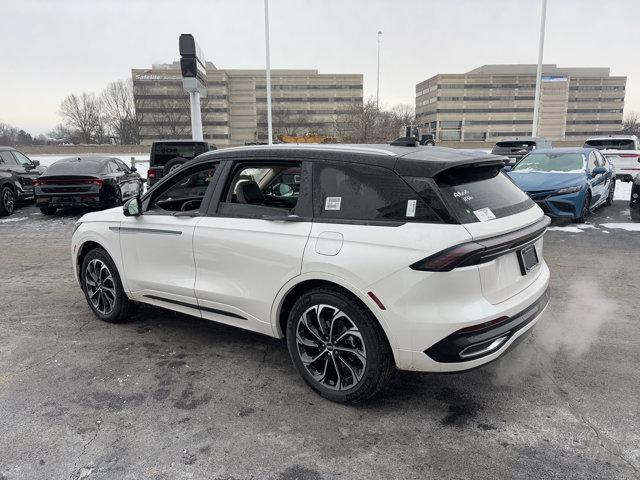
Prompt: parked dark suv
<box><xmin>147</xmin><ymin>140</ymin><xmax>215</xmax><ymax>187</ymax></box>
<box><xmin>491</xmin><ymin>137</ymin><xmax>552</xmax><ymax>167</ymax></box>
<box><xmin>0</xmin><ymin>146</ymin><xmax>46</xmax><ymax>216</ymax></box>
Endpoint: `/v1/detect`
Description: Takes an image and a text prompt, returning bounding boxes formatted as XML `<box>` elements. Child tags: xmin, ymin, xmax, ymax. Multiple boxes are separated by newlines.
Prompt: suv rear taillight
<box><xmin>410</xmin><ymin>242</ymin><xmax>484</xmax><ymax>272</ymax></box>
<box><xmin>148</xmin><ymin>168</ymin><xmax>157</xmax><ymax>179</ymax></box>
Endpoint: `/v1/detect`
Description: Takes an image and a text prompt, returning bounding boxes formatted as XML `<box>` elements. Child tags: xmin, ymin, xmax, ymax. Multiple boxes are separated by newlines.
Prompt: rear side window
<box><xmin>436</xmin><ymin>166</ymin><xmax>534</xmax><ymax>224</ymax></box>
<box><xmin>313</xmin><ymin>162</ymin><xmax>442</xmax><ymax>223</ymax></box>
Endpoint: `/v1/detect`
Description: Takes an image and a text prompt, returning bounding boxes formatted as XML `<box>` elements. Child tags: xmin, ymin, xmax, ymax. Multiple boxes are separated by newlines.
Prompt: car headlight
<box><xmin>555</xmin><ymin>185</ymin><xmax>583</xmax><ymax>195</ymax></box>
<box><xmin>72</xmin><ymin>222</ymin><xmax>82</xmax><ymax>235</ymax></box>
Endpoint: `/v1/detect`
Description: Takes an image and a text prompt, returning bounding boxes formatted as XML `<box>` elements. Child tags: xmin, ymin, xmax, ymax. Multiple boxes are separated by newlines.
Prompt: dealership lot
<box><xmin>1</xmin><ymin>199</ymin><xmax>639</xmax><ymax>480</ymax></box>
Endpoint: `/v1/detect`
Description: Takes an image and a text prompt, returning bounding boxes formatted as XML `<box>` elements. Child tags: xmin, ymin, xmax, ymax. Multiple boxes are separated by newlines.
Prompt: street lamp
<box><xmin>532</xmin><ymin>0</ymin><xmax>547</xmax><ymax>137</ymax></box>
<box><xmin>376</xmin><ymin>30</ymin><xmax>382</xmax><ymax>110</ymax></box>
<box><xmin>264</xmin><ymin>0</ymin><xmax>273</xmax><ymax>145</ymax></box>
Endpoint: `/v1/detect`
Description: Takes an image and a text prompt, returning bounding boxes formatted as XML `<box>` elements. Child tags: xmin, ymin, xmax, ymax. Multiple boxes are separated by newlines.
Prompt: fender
<box><xmin>270</xmin><ymin>271</ymin><xmax>400</xmax><ymax>359</ymax></box>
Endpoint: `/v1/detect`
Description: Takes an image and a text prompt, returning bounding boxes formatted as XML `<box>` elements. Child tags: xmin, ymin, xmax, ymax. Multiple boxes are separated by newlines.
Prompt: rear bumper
<box><xmin>36</xmin><ymin>193</ymin><xmax>105</xmax><ymax>208</ymax></box>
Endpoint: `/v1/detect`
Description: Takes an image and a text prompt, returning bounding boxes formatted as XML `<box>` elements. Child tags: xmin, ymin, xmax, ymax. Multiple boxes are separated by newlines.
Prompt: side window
<box><xmin>108</xmin><ymin>160</ymin><xmax>120</xmax><ymax>173</ymax></box>
<box><xmin>217</xmin><ymin>162</ymin><xmax>303</xmax><ymax>217</ymax></box>
<box><xmin>587</xmin><ymin>152</ymin><xmax>597</xmax><ymax>171</ymax></box>
<box><xmin>595</xmin><ymin>151</ymin><xmax>605</xmax><ymax>167</ymax></box>
<box><xmin>0</xmin><ymin>152</ymin><xmax>18</xmax><ymax>165</ymax></box>
<box><xmin>12</xmin><ymin>151</ymin><xmax>32</xmax><ymax>166</ymax></box>
<box><xmin>313</xmin><ymin>162</ymin><xmax>441</xmax><ymax>223</ymax></box>
<box><xmin>115</xmin><ymin>159</ymin><xmax>130</xmax><ymax>173</ymax></box>
<box><xmin>147</xmin><ymin>163</ymin><xmax>217</xmax><ymax>213</ymax></box>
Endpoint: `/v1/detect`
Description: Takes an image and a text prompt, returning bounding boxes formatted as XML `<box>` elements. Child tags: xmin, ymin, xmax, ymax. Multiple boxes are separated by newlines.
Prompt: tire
<box><xmin>40</xmin><ymin>206</ymin><xmax>57</xmax><ymax>215</ymax></box>
<box><xmin>113</xmin><ymin>187</ymin><xmax>123</xmax><ymax>207</ymax></box>
<box><xmin>286</xmin><ymin>286</ymin><xmax>395</xmax><ymax>404</ymax></box>
<box><xmin>576</xmin><ymin>191</ymin><xmax>591</xmax><ymax>223</ymax></box>
<box><xmin>0</xmin><ymin>186</ymin><xmax>15</xmax><ymax>216</ymax></box>
<box><xmin>163</xmin><ymin>157</ymin><xmax>187</xmax><ymax>175</ymax></box>
<box><xmin>80</xmin><ymin>248</ymin><xmax>137</xmax><ymax>323</ymax></box>
<box><xmin>605</xmin><ymin>180</ymin><xmax>615</xmax><ymax>206</ymax></box>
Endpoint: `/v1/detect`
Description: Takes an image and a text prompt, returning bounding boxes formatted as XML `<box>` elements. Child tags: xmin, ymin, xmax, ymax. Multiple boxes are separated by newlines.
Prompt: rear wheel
<box><xmin>0</xmin><ymin>186</ymin><xmax>15</xmax><ymax>216</ymax></box>
<box><xmin>164</xmin><ymin>157</ymin><xmax>187</xmax><ymax>175</ymax></box>
<box><xmin>80</xmin><ymin>248</ymin><xmax>136</xmax><ymax>323</ymax></box>
<box><xmin>40</xmin><ymin>206</ymin><xmax>57</xmax><ymax>215</ymax></box>
<box><xmin>576</xmin><ymin>192</ymin><xmax>591</xmax><ymax>223</ymax></box>
<box><xmin>286</xmin><ymin>287</ymin><xmax>395</xmax><ymax>404</ymax></box>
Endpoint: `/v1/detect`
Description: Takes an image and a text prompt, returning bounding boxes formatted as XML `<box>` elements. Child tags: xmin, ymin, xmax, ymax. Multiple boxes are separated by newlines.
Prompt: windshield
<box><xmin>584</xmin><ymin>139</ymin><xmax>635</xmax><ymax>151</ymax></box>
<box><xmin>512</xmin><ymin>152</ymin><xmax>585</xmax><ymax>173</ymax></box>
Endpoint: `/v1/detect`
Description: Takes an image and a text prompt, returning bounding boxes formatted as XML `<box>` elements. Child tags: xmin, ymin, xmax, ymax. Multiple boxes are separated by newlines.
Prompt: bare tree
<box><xmin>58</xmin><ymin>93</ymin><xmax>103</xmax><ymax>143</ymax></box>
<box><xmin>391</xmin><ymin>104</ymin><xmax>415</xmax><ymax>128</ymax></box>
<box><xmin>335</xmin><ymin>98</ymin><xmax>405</xmax><ymax>143</ymax></box>
<box><xmin>101</xmin><ymin>79</ymin><xmax>140</xmax><ymax>144</ymax></box>
<box><xmin>48</xmin><ymin>123</ymin><xmax>74</xmax><ymax>143</ymax></box>
<box><xmin>622</xmin><ymin>111</ymin><xmax>640</xmax><ymax>137</ymax></box>
<box><xmin>0</xmin><ymin>122</ymin><xmax>18</xmax><ymax>145</ymax></box>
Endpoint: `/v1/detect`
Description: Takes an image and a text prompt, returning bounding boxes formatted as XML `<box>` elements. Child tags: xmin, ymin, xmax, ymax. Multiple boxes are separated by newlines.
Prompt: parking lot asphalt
<box><xmin>1</xmin><ymin>200</ymin><xmax>639</xmax><ymax>480</ymax></box>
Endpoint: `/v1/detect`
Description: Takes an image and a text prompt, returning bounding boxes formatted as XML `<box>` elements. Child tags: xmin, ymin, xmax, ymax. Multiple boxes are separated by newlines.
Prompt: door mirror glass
<box><xmin>124</xmin><ymin>196</ymin><xmax>142</xmax><ymax>216</ymax></box>
<box><xmin>31</xmin><ymin>159</ymin><xmax>40</xmax><ymax>167</ymax></box>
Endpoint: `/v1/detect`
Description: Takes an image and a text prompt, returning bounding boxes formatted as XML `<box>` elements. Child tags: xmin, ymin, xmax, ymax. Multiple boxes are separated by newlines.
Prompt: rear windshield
<box><xmin>495</xmin><ymin>141</ymin><xmax>536</xmax><ymax>148</ymax></box>
<box><xmin>512</xmin><ymin>152</ymin><xmax>585</xmax><ymax>173</ymax></box>
<box><xmin>152</xmin><ymin>143</ymin><xmax>208</xmax><ymax>165</ymax></box>
<box><xmin>584</xmin><ymin>139</ymin><xmax>635</xmax><ymax>150</ymax></box>
<box><xmin>45</xmin><ymin>159</ymin><xmax>105</xmax><ymax>175</ymax></box>
<box><xmin>434</xmin><ymin>166</ymin><xmax>534</xmax><ymax>224</ymax></box>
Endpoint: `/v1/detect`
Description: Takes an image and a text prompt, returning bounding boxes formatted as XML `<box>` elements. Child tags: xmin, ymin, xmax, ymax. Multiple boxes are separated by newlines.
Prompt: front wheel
<box><xmin>80</xmin><ymin>248</ymin><xmax>136</xmax><ymax>323</ymax></box>
<box><xmin>576</xmin><ymin>192</ymin><xmax>591</xmax><ymax>223</ymax></box>
<box><xmin>286</xmin><ymin>287</ymin><xmax>395</xmax><ymax>404</ymax></box>
<box><xmin>605</xmin><ymin>180</ymin><xmax>615</xmax><ymax>206</ymax></box>
<box><xmin>0</xmin><ymin>186</ymin><xmax>15</xmax><ymax>216</ymax></box>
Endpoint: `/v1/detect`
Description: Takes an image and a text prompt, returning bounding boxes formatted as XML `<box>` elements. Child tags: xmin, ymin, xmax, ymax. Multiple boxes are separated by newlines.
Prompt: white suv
<box><xmin>71</xmin><ymin>144</ymin><xmax>550</xmax><ymax>403</ymax></box>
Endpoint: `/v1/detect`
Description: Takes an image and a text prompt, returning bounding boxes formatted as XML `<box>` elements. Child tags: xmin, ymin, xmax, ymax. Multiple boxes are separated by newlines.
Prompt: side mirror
<box><xmin>31</xmin><ymin>159</ymin><xmax>40</xmax><ymax>167</ymax></box>
<box><xmin>123</xmin><ymin>196</ymin><xmax>142</xmax><ymax>216</ymax></box>
<box><xmin>130</xmin><ymin>166</ymin><xmax>137</xmax><ymax>172</ymax></box>
<box><xmin>592</xmin><ymin>167</ymin><xmax>607</xmax><ymax>176</ymax></box>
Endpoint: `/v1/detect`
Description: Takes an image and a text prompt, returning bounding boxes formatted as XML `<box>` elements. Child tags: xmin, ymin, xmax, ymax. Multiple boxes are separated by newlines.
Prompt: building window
<box><xmin>440</xmin><ymin>130</ymin><xmax>461</xmax><ymax>141</ymax></box>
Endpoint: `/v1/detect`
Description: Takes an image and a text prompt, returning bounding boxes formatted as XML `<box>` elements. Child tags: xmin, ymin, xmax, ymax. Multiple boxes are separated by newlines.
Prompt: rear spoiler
<box><xmin>394</xmin><ymin>155</ymin><xmax>508</xmax><ymax>177</ymax></box>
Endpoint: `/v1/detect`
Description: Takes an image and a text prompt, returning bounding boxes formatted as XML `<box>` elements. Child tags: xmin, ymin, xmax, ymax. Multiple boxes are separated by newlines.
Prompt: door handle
<box><xmin>263</xmin><ymin>214</ymin><xmax>305</xmax><ymax>222</ymax></box>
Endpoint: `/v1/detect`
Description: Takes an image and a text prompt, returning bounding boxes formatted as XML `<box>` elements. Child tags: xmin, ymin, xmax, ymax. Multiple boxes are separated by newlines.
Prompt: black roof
<box><xmin>198</xmin><ymin>144</ymin><xmax>506</xmax><ymax>177</ymax></box>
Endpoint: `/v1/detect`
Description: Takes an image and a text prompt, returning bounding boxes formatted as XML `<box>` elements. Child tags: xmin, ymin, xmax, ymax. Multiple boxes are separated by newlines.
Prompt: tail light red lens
<box><xmin>148</xmin><ymin>168</ymin><xmax>157</xmax><ymax>179</ymax></box>
<box><xmin>410</xmin><ymin>242</ymin><xmax>485</xmax><ymax>272</ymax></box>
<box><xmin>32</xmin><ymin>178</ymin><xmax>103</xmax><ymax>186</ymax></box>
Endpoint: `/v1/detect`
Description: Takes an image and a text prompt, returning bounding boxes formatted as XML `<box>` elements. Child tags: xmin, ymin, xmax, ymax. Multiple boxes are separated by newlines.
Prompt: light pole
<box><xmin>532</xmin><ymin>0</ymin><xmax>547</xmax><ymax>137</ymax></box>
<box><xmin>264</xmin><ymin>0</ymin><xmax>273</xmax><ymax>144</ymax></box>
<box><xmin>376</xmin><ymin>30</ymin><xmax>382</xmax><ymax>109</ymax></box>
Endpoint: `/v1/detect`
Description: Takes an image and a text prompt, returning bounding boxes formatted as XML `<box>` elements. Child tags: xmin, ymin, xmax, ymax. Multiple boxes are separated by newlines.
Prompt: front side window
<box><xmin>512</xmin><ymin>152</ymin><xmax>586</xmax><ymax>173</ymax></box>
<box><xmin>148</xmin><ymin>163</ymin><xmax>216</xmax><ymax>213</ymax></box>
<box><xmin>12</xmin><ymin>151</ymin><xmax>32</xmax><ymax>166</ymax></box>
<box><xmin>218</xmin><ymin>163</ymin><xmax>302</xmax><ymax>217</ymax></box>
<box><xmin>314</xmin><ymin>162</ymin><xmax>441</xmax><ymax>223</ymax></box>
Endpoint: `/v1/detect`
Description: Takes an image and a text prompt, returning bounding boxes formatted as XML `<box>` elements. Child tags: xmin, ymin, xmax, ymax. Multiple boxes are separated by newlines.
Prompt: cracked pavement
<box><xmin>0</xmin><ymin>203</ymin><xmax>639</xmax><ymax>480</ymax></box>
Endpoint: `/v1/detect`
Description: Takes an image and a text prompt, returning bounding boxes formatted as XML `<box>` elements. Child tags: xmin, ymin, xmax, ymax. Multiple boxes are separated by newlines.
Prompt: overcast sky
<box><xmin>2</xmin><ymin>0</ymin><xmax>639</xmax><ymax>135</ymax></box>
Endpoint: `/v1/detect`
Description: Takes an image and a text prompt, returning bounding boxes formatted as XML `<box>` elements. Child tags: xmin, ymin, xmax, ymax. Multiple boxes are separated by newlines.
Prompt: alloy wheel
<box><xmin>85</xmin><ymin>259</ymin><xmax>116</xmax><ymax>315</ymax></box>
<box><xmin>3</xmin><ymin>189</ymin><xmax>15</xmax><ymax>214</ymax></box>
<box><xmin>295</xmin><ymin>304</ymin><xmax>367</xmax><ymax>391</ymax></box>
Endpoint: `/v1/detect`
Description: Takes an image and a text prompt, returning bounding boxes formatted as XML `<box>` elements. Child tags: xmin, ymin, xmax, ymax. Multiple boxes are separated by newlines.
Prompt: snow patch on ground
<box><xmin>600</xmin><ymin>223</ymin><xmax>640</xmax><ymax>232</ymax></box>
<box><xmin>547</xmin><ymin>226</ymin><xmax>585</xmax><ymax>233</ymax></box>
<box><xmin>0</xmin><ymin>216</ymin><xmax>28</xmax><ymax>224</ymax></box>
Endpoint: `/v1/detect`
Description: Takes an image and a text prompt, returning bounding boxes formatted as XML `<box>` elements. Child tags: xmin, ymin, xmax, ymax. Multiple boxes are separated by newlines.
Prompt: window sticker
<box><xmin>473</xmin><ymin>207</ymin><xmax>496</xmax><ymax>222</ymax></box>
<box><xmin>324</xmin><ymin>196</ymin><xmax>342</xmax><ymax>211</ymax></box>
<box><xmin>406</xmin><ymin>199</ymin><xmax>417</xmax><ymax>217</ymax></box>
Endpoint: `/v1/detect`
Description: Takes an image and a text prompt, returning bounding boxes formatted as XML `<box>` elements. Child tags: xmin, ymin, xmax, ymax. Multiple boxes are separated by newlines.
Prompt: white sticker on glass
<box><xmin>324</xmin><ymin>197</ymin><xmax>342</xmax><ymax>211</ymax></box>
<box><xmin>473</xmin><ymin>207</ymin><xmax>497</xmax><ymax>222</ymax></box>
<box><xmin>406</xmin><ymin>199</ymin><xmax>417</xmax><ymax>217</ymax></box>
